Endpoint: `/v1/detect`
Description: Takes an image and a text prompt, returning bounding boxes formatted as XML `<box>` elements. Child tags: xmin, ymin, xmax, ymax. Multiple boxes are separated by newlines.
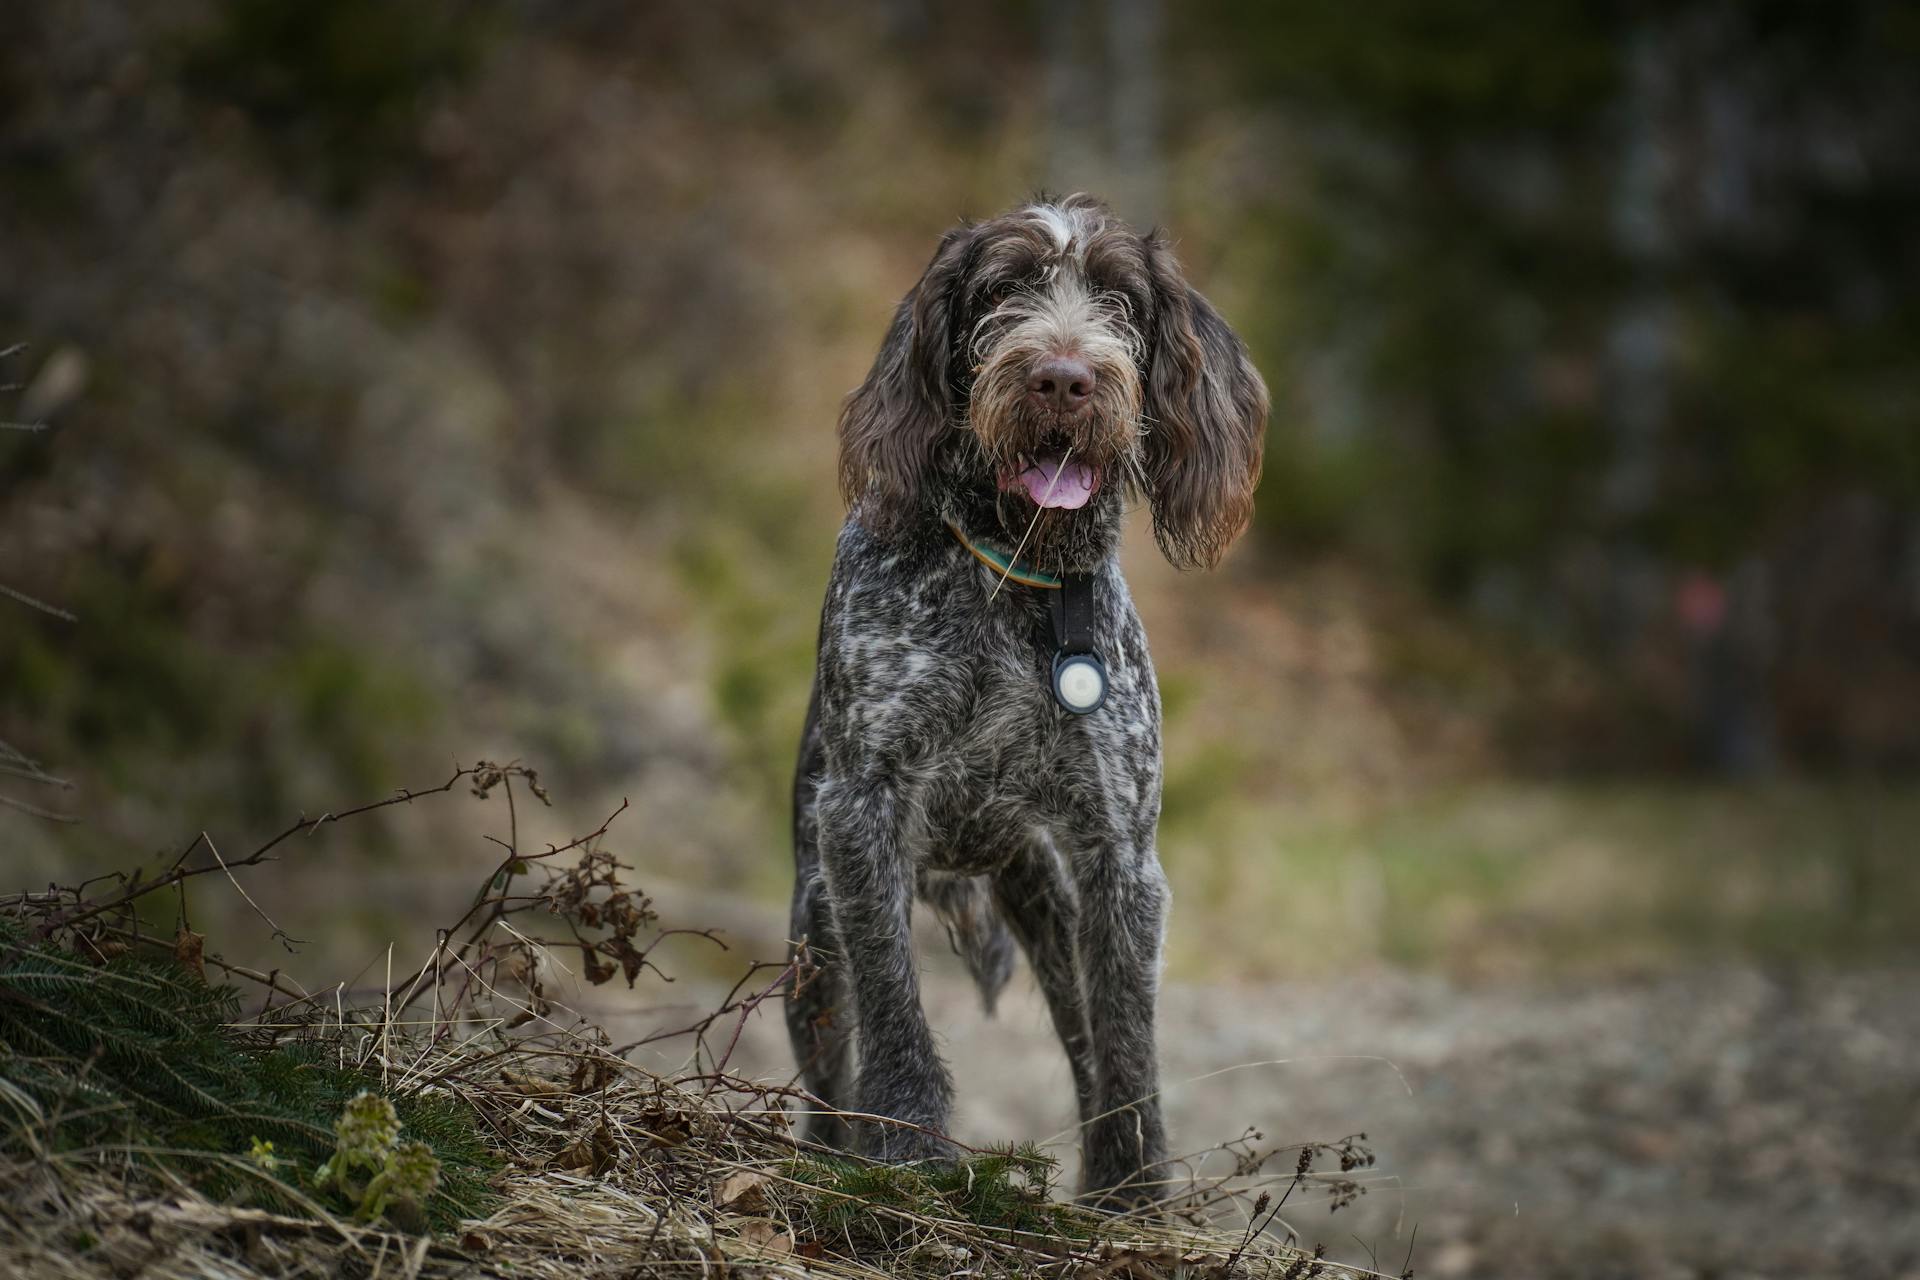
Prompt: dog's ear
<box><xmin>838</xmin><ymin>224</ymin><xmax>975</xmax><ymax>529</ymax></box>
<box><xmin>1142</xmin><ymin>236</ymin><xmax>1269</xmax><ymax>570</ymax></box>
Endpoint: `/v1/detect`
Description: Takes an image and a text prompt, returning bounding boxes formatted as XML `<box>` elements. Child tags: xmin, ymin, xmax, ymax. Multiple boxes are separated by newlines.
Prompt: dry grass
<box><xmin>0</xmin><ymin>1067</ymin><xmax>1368</xmax><ymax>1279</ymax></box>
<box><xmin>0</xmin><ymin>765</ymin><xmax>1385</xmax><ymax>1280</ymax></box>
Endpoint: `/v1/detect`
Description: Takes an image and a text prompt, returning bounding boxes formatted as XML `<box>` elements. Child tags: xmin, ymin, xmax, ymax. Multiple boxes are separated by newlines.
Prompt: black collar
<box><xmin>944</xmin><ymin>519</ymin><xmax>1108</xmax><ymax>714</ymax></box>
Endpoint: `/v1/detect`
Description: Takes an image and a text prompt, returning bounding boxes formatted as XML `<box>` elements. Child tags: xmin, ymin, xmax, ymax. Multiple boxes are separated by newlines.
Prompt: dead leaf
<box><xmin>173</xmin><ymin>927</ymin><xmax>206</xmax><ymax>981</ymax></box>
<box><xmin>553</xmin><ymin>1119</ymin><xmax>619</xmax><ymax>1176</ymax></box>
<box><xmin>499</xmin><ymin>1069</ymin><xmax>565</xmax><ymax>1097</ymax></box>
<box><xmin>715</xmin><ymin>1170</ymin><xmax>771</xmax><ymax>1213</ymax></box>
<box><xmin>580</xmin><ymin>943</ymin><xmax>616</xmax><ymax>986</ymax></box>
<box><xmin>75</xmin><ymin>934</ymin><xmax>128</xmax><ymax>964</ymax></box>
<box><xmin>569</xmin><ymin>1056</ymin><xmax>619</xmax><ymax>1095</ymax></box>
<box><xmin>646</xmin><ymin>1114</ymin><xmax>692</xmax><ymax>1148</ymax></box>
<box><xmin>736</xmin><ymin>1219</ymin><xmax>792</xmax><ymax>1256</ymax></box>
<box><xmin>603</xmin><ymin>935</ymin><xmax>648</xmax><ymax>986</ymax></box>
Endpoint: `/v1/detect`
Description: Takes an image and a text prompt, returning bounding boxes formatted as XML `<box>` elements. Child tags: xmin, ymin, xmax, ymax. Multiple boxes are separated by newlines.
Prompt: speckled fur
<box><xmin>785</xmin><ymin>195</ymin><xmax>1267</xmax><ymax>1208</ymax></box>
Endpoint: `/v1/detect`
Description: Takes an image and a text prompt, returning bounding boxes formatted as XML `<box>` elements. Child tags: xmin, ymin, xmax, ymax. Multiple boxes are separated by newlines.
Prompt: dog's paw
<box><xmin>801</xmin><ymin>1110</ymin><xmax>859</xmax><ymax>1153</ymax></box>
<box><xmin>862</xmin><ymin>1121</ymin><xmax>959</xmax><ymax>1166</ymax></box>
<box><xmin>1080</xmin><ymin>1164</ymin><xmax>1172</xmax><ymax>1215</ymax></box>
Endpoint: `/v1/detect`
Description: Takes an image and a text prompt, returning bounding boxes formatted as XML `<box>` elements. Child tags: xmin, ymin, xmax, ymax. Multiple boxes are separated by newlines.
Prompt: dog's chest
<box><xmin>912</xmin><ymin>638</ymin><xmax>1155</xmax><ymax>870</ymax></box>
<box><xmin>819</xmin><ymin>534</ymin><xmax>1161</xmax><ymax>860</ymax></box>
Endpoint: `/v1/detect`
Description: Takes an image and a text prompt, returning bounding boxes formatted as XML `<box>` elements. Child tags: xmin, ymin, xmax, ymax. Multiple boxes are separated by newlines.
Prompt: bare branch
<box><xmin>41</xmin><ymin>766</ymin><xmax>479</xmax><ymax>935</ymax></box>
<box><xmin>0</xmin><ymin>582</ymin><xmax>76</xmax><ymax>622</ymax></box>
<box><xmin>0</xmin><ymin>794</ymin><xmax>76</xmax><ymax>822</ymax></box>
<box><xmin>0</xmin><ymin>763</ymin><xmax>74</xmax><ymax>789</ymax></box>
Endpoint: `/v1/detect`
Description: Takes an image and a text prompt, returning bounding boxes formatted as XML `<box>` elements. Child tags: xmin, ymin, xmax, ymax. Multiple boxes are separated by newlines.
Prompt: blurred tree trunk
<box><xmin>1597</xmin><ymin>26</ymin><xmax>1675</xmax><ymax>745</ymax></box>
<box><xmin>1043</xmin><ymin>0</ymin><xmax>1096</xmax><ymax>194</ymax></box>
<box><xmin>1107</xmin><ymin>0</ymin><xmax>1163</xmax><ymax>227</ymax></box>
<box><xmin>1601</xmin><ymin>24</ymin><xmax>1672</xmax><ymax>541</ymax></box>
<box><xmin>1608</xmin><ymin>16</ymin><xmax>1778</xmax><ymax>776</ymax></box>
<box><xmin>1043</xmin><ymin>0</ymin><xmax>1164</xmax><ymax>224</ymax></box>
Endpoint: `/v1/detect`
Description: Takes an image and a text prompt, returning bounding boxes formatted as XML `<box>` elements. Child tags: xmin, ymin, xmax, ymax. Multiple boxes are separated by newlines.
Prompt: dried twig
<box><xmin>0</xmin><ymin>581</ymin><xmax>76</xmax><ymax>622</ymax></box>
<box><xmin>0</xmin><ymin>794</ymin><xmax>76</xmax><ymax>823</ymax></box>
<box><xmin>26</xmin><ymin>767</ymin><xmax>481</xmax><ymax>937</ymax></box>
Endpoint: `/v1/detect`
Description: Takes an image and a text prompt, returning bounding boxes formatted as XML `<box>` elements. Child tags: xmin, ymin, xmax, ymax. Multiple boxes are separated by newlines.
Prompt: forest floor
<box><xmin>598</xmin><ymin>953</ymin><xmax>1920</xmax><ymax>1280</ymax></box>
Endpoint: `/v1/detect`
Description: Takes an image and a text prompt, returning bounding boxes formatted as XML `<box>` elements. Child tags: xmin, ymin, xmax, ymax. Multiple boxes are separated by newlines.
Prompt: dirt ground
<box><xmin>595</xmin><ymin>944</ymin><xmax>1920</xmax><ymax>1280</ymax></box>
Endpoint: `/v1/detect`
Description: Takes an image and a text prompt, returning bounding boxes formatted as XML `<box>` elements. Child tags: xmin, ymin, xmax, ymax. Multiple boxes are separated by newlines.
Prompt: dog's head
<box><xmin>838</xmin><ymin>194</ymin><xmax>1268</xmax><ymax>571</ymax></box>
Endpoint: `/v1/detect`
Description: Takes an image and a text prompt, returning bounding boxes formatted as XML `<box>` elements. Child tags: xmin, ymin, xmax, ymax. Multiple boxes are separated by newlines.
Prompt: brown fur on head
<box><xmin>838</xmin><ymin>194</ymin><xmax>1268</xmax><ymax>570</ymax></box>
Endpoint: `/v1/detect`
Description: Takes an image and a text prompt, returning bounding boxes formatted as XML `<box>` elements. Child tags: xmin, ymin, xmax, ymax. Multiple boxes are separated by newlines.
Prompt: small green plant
<box><xmin>318</xmin><ymin>1091</ymin><xmax>402</xmax><ymax>1188</ymax></box>
<box><xmin>363</xmin><ymin>1140</ymin><xmax>442</xmax><ymax>1231</ymax></box>
<box><xmin>247</xmin><ymin>1136</ymin><xmax>281</xmax><ymax>1172</ymax></box>
<box><xmin>786</xmin><ymin>1144</ymin><xmax>1080</xmax><ymax>1247</ymax></box>
<box><xmin>315</xmin><ymin>1093</ymin><xmax>442</xmax><ymax>1230</ymax></box>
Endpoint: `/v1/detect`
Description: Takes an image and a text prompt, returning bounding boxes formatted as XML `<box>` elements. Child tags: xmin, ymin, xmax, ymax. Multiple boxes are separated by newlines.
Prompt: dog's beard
<box><xmin>963</xmin><ymin>414</ymin><xmax>1138</xmax><ymax>575</ymax></box>
<box><xmin>967</xmin><ymin>382</ymin><xmax>1142</xmax><ymax>569</ymax></box>
<box><xmin>985</xmin><ymin>487</ymin><xmax>1123</xmax><ymax>573</ymax></box>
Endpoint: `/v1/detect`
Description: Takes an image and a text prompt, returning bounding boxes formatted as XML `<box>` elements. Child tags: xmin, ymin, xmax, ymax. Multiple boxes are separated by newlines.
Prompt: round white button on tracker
<box><xmin>1052</xmin><ymin>652</ymin><xmax>1109</xmax><ymax>714</ymax></box>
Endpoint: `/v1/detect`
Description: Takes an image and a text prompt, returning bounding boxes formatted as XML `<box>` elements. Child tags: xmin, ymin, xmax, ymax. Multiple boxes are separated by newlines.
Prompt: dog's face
<box><xmin>839</xmin><ymin>194</ymin><xmax>1268</xmax><ymax>571</ymax></box>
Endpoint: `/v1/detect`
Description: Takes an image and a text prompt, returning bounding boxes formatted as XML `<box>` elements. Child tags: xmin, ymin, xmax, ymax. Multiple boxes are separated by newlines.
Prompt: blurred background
<box><xmin>4</xmin><ymin>3</ymin><xmax>1917</xmax><ymax>1276</ymax></box>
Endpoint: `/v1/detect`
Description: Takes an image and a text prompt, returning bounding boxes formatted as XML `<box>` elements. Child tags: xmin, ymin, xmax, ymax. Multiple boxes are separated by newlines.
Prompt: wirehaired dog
<box><xmin>786</xmin><ymin>194</ymin><xmax>1267</xmax><ymax>1207</ymax></box>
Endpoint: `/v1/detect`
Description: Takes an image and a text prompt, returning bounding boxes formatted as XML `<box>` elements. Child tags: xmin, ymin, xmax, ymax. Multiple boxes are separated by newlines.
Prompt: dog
<box><xmin>784</xmin><ymin>193</ymin><xmax>1267</xmax><ymax>1207</ymax></box>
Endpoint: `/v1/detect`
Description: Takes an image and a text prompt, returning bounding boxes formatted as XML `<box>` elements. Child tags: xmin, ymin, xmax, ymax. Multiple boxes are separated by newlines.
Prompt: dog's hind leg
<box><xmin>785</xmin><ymin>688</ymin><xmax>857</xmax><ymax>1149</ymax></box>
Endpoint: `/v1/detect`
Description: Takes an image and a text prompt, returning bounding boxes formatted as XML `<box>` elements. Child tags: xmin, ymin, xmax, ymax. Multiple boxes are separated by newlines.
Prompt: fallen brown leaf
<box><xmin>499</xmin><ymin>1069</ymin><xmax>566</xmax><ymax>1097</ymax></box>
<box><xmin>715</xmin><ymin>1169</ymin><xmax>771</xmax><ymax>1214</ymax></box>
<box><xmin>736</xmin><ymin>1218</ymin><xmax>792</xmax><ymax>1256</ymax></box>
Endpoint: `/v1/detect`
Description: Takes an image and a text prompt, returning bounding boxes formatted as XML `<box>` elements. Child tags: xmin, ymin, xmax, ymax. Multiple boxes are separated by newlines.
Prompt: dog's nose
<box><xmin>1026</xmin><ymin>355</ymin><xmax>1096</xmax><ymax>413</ymax></box>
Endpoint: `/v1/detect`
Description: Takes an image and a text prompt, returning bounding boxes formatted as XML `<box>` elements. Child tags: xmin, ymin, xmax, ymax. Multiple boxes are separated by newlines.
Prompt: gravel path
<box><xmin>596</xmin><ymin>950</ymin><xmax>1920</xmax><ymax>1280</ymax></box>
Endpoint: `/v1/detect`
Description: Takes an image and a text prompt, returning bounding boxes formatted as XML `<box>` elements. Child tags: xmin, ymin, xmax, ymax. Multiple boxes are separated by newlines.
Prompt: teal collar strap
<box><xmin>945</xmin><ymin>519</ymin><xmax>1063</xmax><ymax>590</ymax></box>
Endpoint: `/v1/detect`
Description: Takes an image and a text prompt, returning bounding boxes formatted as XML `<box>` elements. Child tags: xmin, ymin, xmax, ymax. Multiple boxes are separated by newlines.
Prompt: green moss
<box><xmin>786</xmin><ymin>1144</ymin><xmax>1079</xmax><ymax>1246</ymax></box>
<box><xmin>367</xmin><ymin>258</ymin><xmax>436</xmax><ymax>327</ymax></box>
<box><xmin>277</xmin><ymin>639</ymin><xmax>435</xmax><ymax>796</ymax></box>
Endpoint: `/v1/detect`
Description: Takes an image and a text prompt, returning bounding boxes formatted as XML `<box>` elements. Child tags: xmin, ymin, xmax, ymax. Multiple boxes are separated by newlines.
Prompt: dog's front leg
<box><xmin>1075</xmin><ymin>844</ymin><xmax>1170</xmax><ymax>1208</ymax></box>
<box><xmin>816</xmin><ymin>774</ymin><xmax>955</xmax><ymax>1163</ymax></box>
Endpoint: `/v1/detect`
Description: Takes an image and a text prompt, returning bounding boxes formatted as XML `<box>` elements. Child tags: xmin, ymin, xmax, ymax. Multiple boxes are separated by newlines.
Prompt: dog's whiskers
<box><xmin>1122</xmin><ymin>444</ymin><xmax>1151</xmax><ymax>498</ymax></box>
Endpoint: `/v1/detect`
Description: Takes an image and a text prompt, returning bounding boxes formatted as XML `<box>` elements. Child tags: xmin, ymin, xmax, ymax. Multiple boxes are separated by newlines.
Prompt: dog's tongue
<box><xmin>1018</xmin><ymin>455</ymin><xmax>1098</xmax><ymax>509</ymax></box>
